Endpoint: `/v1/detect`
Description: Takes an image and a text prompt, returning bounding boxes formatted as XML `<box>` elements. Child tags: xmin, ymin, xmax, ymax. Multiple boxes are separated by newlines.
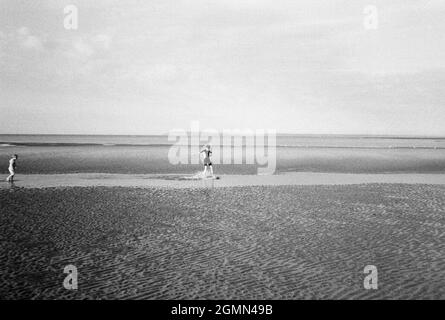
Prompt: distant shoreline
<box><xmin>2</xmin><ymin>142</ymin><xmax>445</xmax><ymax>149</ymax></box>
<box><xmin>2</xmin><ymin>133</ymin><xmax>445</xmax><ymax>139</ymax></box>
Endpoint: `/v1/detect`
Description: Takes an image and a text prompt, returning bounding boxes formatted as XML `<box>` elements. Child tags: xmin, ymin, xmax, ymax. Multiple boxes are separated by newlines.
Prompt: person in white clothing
<box><xmin>6</xmin><ymin>154</ymin><xmax>18</xmax><ymax>183</ymax></box>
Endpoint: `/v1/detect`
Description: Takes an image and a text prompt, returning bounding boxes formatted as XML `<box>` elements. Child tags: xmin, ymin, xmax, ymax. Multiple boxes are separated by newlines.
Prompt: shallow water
<box><xmin>1</xmin><ymin>135</ymin><xmax>445</xmax><ymax>174</ymax></box>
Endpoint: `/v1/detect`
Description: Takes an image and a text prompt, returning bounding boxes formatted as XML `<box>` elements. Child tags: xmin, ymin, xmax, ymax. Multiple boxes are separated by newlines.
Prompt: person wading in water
<box><xmin>200</xmin><ymin>145</ymin><xmax>214</xmax><ymax>177</ymax></box>
<box><xmin>6</xmin><ymin>154</ymin><xmax>18</xmax><ymax>183</ymax></box>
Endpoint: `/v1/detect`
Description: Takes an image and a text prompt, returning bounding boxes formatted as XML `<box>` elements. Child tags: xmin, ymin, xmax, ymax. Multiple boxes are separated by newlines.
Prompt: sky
<box><xmin>0</xmin><ymin>0</ymin><xmax>444</xmax><ymax>135</ymax></box>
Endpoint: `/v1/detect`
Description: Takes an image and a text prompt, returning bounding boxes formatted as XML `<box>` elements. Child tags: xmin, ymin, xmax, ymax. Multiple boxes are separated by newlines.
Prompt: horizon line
<box><xmin>1</xmin><ymin>133</ymin><xmax>445</xmax><ymax>139</ymax></box>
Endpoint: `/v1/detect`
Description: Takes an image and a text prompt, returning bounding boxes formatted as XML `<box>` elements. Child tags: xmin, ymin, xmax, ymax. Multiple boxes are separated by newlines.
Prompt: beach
<box><xmin>3</xmin><ymin>172</ymin><xmax>445</xmax><ymax>189</ymax></box>
<box><xmin>1</xmin><ymin>135</ymin><xmax>444</xmax><ymax>299</ymax></box>
<box><xmin>1</xmin><ymin>180</ymin><xmax>444</xmax><ymax>299</ymax></box>
<box><xmin>2</xmin><ymin>0</ymin><xmax>445</xmax><ymax>303</ymax></box>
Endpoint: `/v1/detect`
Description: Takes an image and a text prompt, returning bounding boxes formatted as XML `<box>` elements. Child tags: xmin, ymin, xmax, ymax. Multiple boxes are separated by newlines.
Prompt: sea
<box><xmin>1</xmin><ymin>134</ymin><xmax>445</xmax><ymax>174</ymax></box>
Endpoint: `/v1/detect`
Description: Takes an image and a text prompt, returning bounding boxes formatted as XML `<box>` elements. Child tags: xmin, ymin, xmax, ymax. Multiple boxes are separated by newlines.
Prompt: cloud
<box><xmin>15</xmin><ymin>26</ymin><xmax>44</xmax><ymax>50</ymax></box>
<box><xmin>63</xmin><ymin>34</ymin><xmax>113</xmax><ymax>61</ymax></box>
<box><xmin>118</xmin><ymin>63</ymin><xmax>179</xmax><ymax>84</ymax></box>
<box><xmin>0</xmin><ymin>26</ymin><xmax>115</xmax><ymax>80</ymax></box>
<box><xmin>1</xmin><ymin>1</ymin><xmax>445</xmax><ymax>135</ymax></box>
<box><xmin>21</xmin><ymin>35</ymin><xmax>43</xmax><ymax>49</ymax></box>
<box><xmin>71</xmin><ymin>38</ymin><xmax>94</xmax><ymax>58</ymax></box>
<box><xmin>17</xmin><ymin>26</ymin><xmax>30</xmax><ymax>36</ymax></box>
<box><xmin>92</xmin><ymin>34</ymin><xmax>113</xmax><ymax>50</ymax></box>
<box><xmin>0</xmin><ymin>31</ymin><xmax>5</xmax><ymax>57</ymax></box>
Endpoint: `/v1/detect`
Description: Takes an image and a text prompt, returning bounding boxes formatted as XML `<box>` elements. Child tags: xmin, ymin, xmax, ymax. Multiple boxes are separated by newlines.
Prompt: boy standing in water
<box><xmin>6</xmin><ymin>154</ymin><xmax>18</xmax><ymax>183</ymax></box>
<box><xmin>200</xmin><ymin>145</ymin><xmax>214</xmax><ymax>177</ymax></box>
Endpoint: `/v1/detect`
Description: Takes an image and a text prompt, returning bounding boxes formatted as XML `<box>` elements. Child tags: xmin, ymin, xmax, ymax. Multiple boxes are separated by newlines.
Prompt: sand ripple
<box><xmin>0</xmin><ymin>184</ymin><xmax>444</xmax><ymax>299</ymax></box>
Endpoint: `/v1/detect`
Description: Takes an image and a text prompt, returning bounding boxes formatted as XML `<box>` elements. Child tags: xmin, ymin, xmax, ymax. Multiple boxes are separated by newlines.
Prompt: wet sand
<box><xmin>3</xmin><ymin>172</ymin><xmax>445</xmax><ymax>189</ymax></box>
<box><xmin>0</xmin><ymin>183</ymin><xmax>444</xmax><ymax>299</ymax></box>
